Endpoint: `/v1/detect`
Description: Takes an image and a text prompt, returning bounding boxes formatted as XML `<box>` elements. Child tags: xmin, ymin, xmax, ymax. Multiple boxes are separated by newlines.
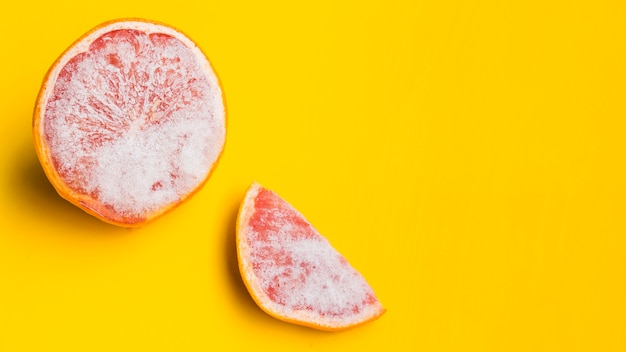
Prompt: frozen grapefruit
<box><xmin>236</xmin><ymin>182</ymin><xmax>385</xmax><ymax>331</ymax></box>
<box><xmin>33</xmin><ymin>19</ymin><xmax>226</xmax><ymax>226</ymax></box>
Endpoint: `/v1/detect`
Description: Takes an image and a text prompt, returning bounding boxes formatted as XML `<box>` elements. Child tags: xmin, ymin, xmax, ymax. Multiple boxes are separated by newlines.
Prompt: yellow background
<box><xmin>1</xmin><ymin>1</ymin><xmax>625</xmax><ymax>351</ymax></box>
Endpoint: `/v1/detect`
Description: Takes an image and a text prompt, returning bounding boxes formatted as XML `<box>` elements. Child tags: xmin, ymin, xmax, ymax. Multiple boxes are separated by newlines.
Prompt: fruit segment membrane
<box><xmin>241</xmin><ymin>186</ymin><xmax>382</xmax><ymax>325</ymax></box>
<box><xmin>41</xmin><ymin>27</ymin><xmax>225</xmax><ymax>221</ymax></box>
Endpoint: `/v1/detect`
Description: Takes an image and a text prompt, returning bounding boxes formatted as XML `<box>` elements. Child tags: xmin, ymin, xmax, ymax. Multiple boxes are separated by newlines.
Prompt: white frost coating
<box><xmin>249</xmin><ymin>227</ymin><xmax>374</xmax><ymax>317</ymax></box>
<box><xmin>40</xmin><ymin>21</ymin><xmax>217</xmax><ymax>106</ymax></box>
<box><xmin>240</xmin><ymin>184</ymin><xmax>382</xmax><ymax>328</ymax></box>
<box><xmin>41</xmin><ymin>21</ymin><xmax>225</xmax><ymax>218</ymax></box>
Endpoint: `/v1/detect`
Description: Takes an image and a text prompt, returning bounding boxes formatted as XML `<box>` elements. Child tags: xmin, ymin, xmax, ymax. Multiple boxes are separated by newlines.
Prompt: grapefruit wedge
<box><xmin>236</xmin><ymin>182</ymin><xmax>385</xmax><ymax>331</ymax></box>
<box><xmin>33</xmin><ymin>19</ymin><xmax>226</xmax><ymax>226</ymax></box>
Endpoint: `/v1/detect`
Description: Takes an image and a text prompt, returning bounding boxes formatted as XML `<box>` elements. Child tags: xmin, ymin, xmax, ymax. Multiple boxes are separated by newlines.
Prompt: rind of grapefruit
<box><xmin>236</xmin><ymin>182</ymin><xmax>386</xmax><ymax>331</ymax></box>
<box><xmin>33</xmin><ymin>19</ymin><xmax>226</xmax><ymax>226</ymax></box>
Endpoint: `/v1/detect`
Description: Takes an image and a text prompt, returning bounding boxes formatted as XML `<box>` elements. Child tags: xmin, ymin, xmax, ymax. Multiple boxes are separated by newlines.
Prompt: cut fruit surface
<box><xmin>236</xmin><ymin>182</ymin><xmax>385</xmax><ymax>331</ymax></box>
<box><xmin>33</xmin><ymin>19</ymin><xmax>226</xmax><ymax>226</ymax></box>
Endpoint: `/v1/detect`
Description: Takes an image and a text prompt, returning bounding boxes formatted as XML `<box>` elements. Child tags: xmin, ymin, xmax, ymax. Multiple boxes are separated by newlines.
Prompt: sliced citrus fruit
<box><xmin>236</xmin><ymin>182</ymin><xmax>386</xmax><ymax>331</ymax></box>
<box><xmin>33</xmin><ymin>19</ymin><xmax>226</xmax><ymax>226</ymax></box>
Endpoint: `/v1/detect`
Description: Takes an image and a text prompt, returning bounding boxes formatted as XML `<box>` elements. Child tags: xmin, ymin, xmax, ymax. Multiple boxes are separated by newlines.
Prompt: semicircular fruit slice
<box><xmin>236</xmin><ymin>182</ymin><xmax>386</xmax><ymax>331</ymax></box>
<box><xmin>33</xmin><ymin>19</ymin><xmax>226</xmax><ymax>226</ymax></box>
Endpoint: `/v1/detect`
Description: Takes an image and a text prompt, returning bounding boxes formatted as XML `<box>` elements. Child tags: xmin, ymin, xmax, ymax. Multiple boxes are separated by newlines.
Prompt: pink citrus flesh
<box><xmin>236</xmin><ymin>182</ymin><xmax>386</xmax><ymax>331</ymax></box>
<box><xmin>33</xmin><ymin>19</ymin><xmax>226</xmax><ymax>226</ymax></box>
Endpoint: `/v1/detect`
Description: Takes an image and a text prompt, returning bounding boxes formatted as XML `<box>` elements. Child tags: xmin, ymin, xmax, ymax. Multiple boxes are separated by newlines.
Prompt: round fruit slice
<box><xmin>236</xmin><ymin>182</ymin><xmax>386</xmax><ymax>331</ymax></box>
<box><xmin>33</xmin><ymin>19</ymin><xmax>226</xmax><ymax>226</ymax></box>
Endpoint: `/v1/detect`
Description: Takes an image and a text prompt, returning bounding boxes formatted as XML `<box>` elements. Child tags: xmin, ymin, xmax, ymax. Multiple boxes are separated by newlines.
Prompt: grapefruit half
<box><xmin>236</xmin><ymin>182</ymin><xmax>386</xmax><ymax>331</ymax></box>
<box><xmin>33</xmin><ymin>19</ymin><xmax>226</xmax><ymax>226</ymax></box>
